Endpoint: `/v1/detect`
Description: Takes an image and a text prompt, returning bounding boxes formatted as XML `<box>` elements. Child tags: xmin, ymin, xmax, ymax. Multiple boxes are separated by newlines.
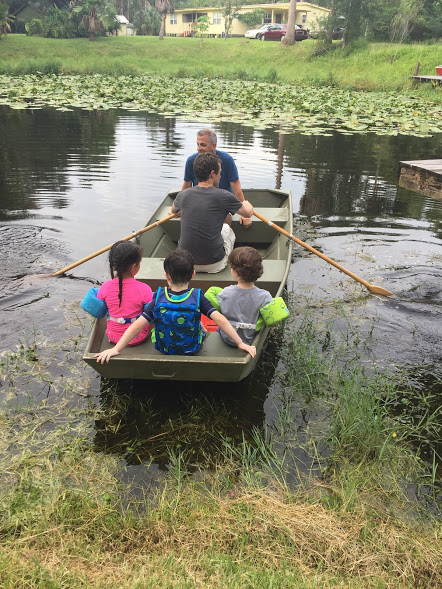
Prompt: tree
<box><xmin>237</xmin><ymin>8</ymin><xmax>265</xmax><ymax>28</ymax></box>
<box><xmin>133</xmin><ymin>2</ymin><xmax>161</xmax><ymax>35</ymax></box>
<box><xmin>71</xmin><ymin>0</ymin><xmax>116</xmax><ymax>41</ymax></box>
<box><xmin>282</xmin><ymin>0</ymin><xmax>296</xmax><ymax>45</ymax></box>
<box><xmin>194</xmin><ymin>14</ymin><xmax>209</xmax><ymax>47</ymax></box>
<box><xmin>390</xmin><ymin>0</ymin><xmax>425</xmax><ymax>43</ymax></box>
<box><xmin>0</xmin><ymin>2</ymin><xmax>14</xmax><ymax>38</ymax></box>
<box><xmin>219</xmin><ymin>0</ymin><xmax>244</xmax><ymax>38</ymax></box>
<box><xmin>155</xmin><ymin>0</ymin><xmax>174</xmax><ymax>40</ymax></box>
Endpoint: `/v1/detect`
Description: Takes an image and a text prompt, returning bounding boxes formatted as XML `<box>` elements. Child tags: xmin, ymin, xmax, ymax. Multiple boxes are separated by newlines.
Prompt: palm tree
<box><xmin>282</xmin><ymin>0</ymin><xmax>296</xmax><ymax>45</ymax></box>
<box><xmin>72</xmin><ymin>0</ymin><xmax>116</xmax><ymax>41</ymax></box>
<box><xmin>155</xmin><ymin>0</ymin><xmax>173</xmax><ymax>40</ymax></box>
<box><xmin>0</xmin><ymin>3</ymin><xmax>14</xmax><ymax>39</ymax></box>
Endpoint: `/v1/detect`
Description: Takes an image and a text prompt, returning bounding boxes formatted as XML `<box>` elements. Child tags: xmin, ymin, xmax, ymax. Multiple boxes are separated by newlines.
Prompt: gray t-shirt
<box><xmin>174</xmin><ymin>185</ymin><xmax>243</xmax><ymax>265</ymax></box>
<box><xmin>217</xmin><ymin>285</ymin><xmax>273</xmax><ymax>346</ymax></box>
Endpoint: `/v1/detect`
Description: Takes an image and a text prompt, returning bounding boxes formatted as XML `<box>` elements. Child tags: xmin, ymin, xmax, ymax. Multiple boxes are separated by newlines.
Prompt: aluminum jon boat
<box><xmin>83</xmin><ymin>188</ymin><xmax>293</xmax><ymax>382</ymax></box>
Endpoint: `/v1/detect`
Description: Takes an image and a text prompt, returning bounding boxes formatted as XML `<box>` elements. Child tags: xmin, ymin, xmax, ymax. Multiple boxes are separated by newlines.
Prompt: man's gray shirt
<box><xmin>174</xmin><ymin>186</ymin><xmax>242</xmax><ymax>265</ymax></box>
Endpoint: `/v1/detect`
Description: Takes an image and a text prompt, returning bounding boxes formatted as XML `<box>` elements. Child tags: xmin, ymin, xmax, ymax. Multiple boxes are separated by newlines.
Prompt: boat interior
<box><xmin>83</xmin><ymin>189</ymin><xmax>292</xmax><ymax>381</ymax></box>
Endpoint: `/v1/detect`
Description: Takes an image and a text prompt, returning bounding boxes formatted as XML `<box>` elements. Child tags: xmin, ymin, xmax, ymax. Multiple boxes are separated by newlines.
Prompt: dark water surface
<box><xmin>1</xmin><ymin>106</ymin><xmax>441</xmax><ymax>481</ymax></box>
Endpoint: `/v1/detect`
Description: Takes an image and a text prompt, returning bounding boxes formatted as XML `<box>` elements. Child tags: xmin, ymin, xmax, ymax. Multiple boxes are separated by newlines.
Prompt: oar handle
<box><xmin>253</xmin><ymin>211</ymin><xmax>393</xmax><ymax>297</ymax></box>
<box><xmin>51</xmin><ymin>213</ymin><xmax>179</xmax><ymax>277</ymax></box>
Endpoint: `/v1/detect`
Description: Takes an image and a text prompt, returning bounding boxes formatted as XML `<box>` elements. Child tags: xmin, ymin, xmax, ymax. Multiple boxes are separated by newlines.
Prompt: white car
<box><xmin>244</xmin><ymin>24</ymin><xmax>273</xmax><ymax>39</ymax></box>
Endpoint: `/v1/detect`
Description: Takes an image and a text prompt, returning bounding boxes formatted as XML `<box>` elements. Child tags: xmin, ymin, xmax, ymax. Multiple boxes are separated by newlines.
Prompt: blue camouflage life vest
<box><xmin>151</xmin><ymin>287</ymin><xmax>204</xmax><ymax>355</ymax></box>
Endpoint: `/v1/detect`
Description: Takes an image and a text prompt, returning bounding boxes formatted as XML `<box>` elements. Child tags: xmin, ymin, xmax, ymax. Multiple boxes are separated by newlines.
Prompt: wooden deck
<box><xmin>410</xmin><ymin>75</ymin><xmax>442</xmax><ymax>85</ymax></box>
<box><xmin>398</xmin><ymin>160</ymin><xmax>442</xmax><ymax>200</ymax></box>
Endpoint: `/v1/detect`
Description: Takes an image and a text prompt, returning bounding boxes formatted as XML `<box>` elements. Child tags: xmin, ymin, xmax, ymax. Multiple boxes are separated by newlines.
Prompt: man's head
<box><xmin>193</xmin><ymin>153</ymin><xmax>221</xmax><ymax>186</ymax></box>
<box><xmin>164</xmin><ymin>249</ymin><xmax>195</xmax><ymax>286</ymax></box>
<box><xmin>196</xmin><ymin>129</ymin><xmax>217</xmax><ymax>154</ymax></box>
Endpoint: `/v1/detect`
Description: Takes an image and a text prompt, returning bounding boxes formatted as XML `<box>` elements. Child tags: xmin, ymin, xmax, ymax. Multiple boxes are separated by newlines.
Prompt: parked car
<box><xmin>309</xmin><ymin>27</ymin><xmax>345</xmax><ymax>40</ymax></box>
<box><xmin>332</xmin><ymin>27</ymin><xmax>344</xmax><ymax>40</ymax></box>
<box><xmin>257</xmin><ymin>24</ymin><xmax>308</xmax><ymax>42</ymax></box>
<box><xmin>244</xmin><ymin>24</ymin><xmax>274</xmax><ymax>39</ymax></box>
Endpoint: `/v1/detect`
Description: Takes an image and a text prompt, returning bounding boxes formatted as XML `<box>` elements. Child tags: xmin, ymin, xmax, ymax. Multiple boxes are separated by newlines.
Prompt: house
<box><xmin>166</xmin><ymin>2</ymin><xmax>330</xmax><ymax>38</ymax></box>
<box><xmin>114</xmin><ymin>15</ymin><xmax>134</xmax><ymax>36</ymax></box>
<box><xmin>12</xmin><ymin>1</ymin><xmax>42</xmax><ymax>33</ymax></box>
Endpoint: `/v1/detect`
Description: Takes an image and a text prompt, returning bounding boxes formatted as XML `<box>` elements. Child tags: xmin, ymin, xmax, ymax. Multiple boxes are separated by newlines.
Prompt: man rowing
<box><xmin>172</xmin><ymin>153</ymin><xmax>253</xmax><ymax>273</ymax></box>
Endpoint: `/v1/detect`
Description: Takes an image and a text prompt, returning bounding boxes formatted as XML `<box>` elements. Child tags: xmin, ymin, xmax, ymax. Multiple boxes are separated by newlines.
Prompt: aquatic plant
<box><xmin>0</xmin><ymin>73</ymin><xmax>441</xmax><ymax>138</ymax></box>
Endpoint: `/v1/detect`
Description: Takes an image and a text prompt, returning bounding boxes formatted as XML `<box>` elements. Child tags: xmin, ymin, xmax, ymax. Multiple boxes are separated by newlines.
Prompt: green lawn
<box><xmin>1</xmin><ymin>34</ymin><xmax>442</xmax><ymax>91</ymax></box>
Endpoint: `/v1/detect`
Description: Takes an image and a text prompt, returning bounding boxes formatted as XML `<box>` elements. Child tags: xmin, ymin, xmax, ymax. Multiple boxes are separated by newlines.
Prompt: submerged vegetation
<box><xmin>0</xmin><ymin>304</ymin><xmax>440</xmax><ymax>587</ymax></box>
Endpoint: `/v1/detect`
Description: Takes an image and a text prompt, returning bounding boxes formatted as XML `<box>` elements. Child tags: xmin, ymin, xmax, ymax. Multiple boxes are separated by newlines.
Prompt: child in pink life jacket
<box><xmin>97</xmin><ymin>240</ymin><xmax>153</xmax><ymax>346</ymax></box>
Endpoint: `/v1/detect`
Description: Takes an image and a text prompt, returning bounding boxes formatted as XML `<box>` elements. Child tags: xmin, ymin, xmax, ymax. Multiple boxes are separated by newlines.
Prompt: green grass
<box><xmin>0</xmin><ymin>306</ymin><xmax>441</xmax><ymax>587</ymax></box>
<box><xmin>1</xmin><ymin>34</ymin><xmax>442</xmax><ymax>91</ymax></box>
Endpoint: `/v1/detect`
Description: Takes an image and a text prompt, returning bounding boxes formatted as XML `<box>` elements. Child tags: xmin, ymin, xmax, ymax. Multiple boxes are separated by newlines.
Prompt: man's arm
<box><xmin>236</xmin><ymin>200</ymin><xmax>253</xmax><ymax>219</ymax></box>
<box><xmin>230</xmin><ymin>179</ymin><xmax>252</xmax><ymax>227</ymax></box>
<box><xmin>230</xmin><ymin>179</ymin><xmax>244</xmax><ymax>202</ymax></box>
<box><xmin>181</xmin><ymin>180</ymin><xmax>192</xmax><ymax>191</ymax></box>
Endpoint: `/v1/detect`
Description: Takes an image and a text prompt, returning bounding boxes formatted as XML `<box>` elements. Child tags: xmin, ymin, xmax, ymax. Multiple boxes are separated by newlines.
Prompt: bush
<box><xmin>25</xmin><ymin>18</ymin><xmax>46</xmax><ymax>37</ymax></box>
<box><xmin>26</xmin><ymin>6</ymin><xmax>78</xmax><ymax>39</ymax></box>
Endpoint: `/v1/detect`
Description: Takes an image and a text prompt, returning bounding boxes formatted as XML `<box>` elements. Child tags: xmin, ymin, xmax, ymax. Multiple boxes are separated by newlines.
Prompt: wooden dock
<box><xmin>410</xmin><ymin>75</ymin><xmax>442</xmax><ymax>86</ymax></box>
<box><xmin>409</xmin><ymin>62</ymin><xmax>442</xmax><ymax>85</ymax></box>
<box><xmin>398</xmin><ymin>160</ymin><xmax>442</xmax><ymax>200</ymax></box>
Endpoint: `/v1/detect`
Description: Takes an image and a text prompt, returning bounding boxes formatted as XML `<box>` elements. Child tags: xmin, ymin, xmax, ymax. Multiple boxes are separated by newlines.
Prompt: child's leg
<box><xmin>108</xmin><ymin>324</ymin><xmax>152</xmax><ymax>347</ymax></box>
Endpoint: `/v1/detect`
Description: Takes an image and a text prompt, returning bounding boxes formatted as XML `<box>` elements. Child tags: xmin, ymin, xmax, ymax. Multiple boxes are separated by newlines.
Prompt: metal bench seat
<box><xmin>137</xmin><ymin>258</ymin><xmax>288</xmax><ymax>296</ymax></box>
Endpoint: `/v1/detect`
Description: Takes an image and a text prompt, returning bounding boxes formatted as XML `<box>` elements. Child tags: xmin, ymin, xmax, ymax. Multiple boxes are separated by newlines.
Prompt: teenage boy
<box><xmin>171</xmin><ymin>152</ymin><xmax>253</xmax><ymax>273</ymax></box>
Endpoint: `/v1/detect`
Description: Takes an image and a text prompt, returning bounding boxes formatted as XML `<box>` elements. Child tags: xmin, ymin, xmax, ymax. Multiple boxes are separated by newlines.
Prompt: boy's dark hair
<box><xmin>228</xmin><ymin>246</ymin><xmax>263</xmax><ymax>283</ymax></box>
<box><xmin>193</xmin><ymin>153</ymin><xmax>221</xmax><ymax>182</ymax></box>
<box><xmin>109</xmin><ymin>240</ymin><xmax>142</xmax><ymax>306</ymax></box>
<box><xmin>164</xmin><ymin>249</ymin><xmax>194</xmax><ymax>285</ymax></box>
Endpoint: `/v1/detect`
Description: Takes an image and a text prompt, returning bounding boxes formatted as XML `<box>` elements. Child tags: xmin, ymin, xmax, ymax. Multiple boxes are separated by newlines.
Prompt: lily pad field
<box><xmin>1</xmin><ymin>73</ymin><xmax>442</xmax><ymax>139</ymax></box>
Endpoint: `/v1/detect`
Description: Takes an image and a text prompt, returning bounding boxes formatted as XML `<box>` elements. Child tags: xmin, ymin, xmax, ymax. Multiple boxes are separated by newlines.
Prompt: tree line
<box><xmin>1</xmin><ymin>0</ymin><xmax>441</xmax><ymax>42</ymax></box>
<box><xmin>1</xmin><ymin>0</ymin><xmax>163</xmax><ymax>40</ymax></box>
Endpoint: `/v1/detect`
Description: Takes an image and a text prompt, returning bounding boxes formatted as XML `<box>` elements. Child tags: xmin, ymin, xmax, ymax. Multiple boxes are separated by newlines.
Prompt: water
<box><xmin>1</xmin><ymin>106</ymin><xmax>441</xmax><ymax>478</ymax></box>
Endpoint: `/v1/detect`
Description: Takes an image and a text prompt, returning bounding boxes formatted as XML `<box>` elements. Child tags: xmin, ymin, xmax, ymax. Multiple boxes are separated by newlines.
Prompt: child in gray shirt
<box><xmin>216</xmin><ymin>247</ymin><xmax>273</xmax><ymax>346</ymax></box>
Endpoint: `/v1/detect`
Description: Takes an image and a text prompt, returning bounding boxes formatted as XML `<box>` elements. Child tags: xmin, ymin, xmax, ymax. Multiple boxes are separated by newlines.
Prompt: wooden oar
<box><xmin>253</xmin><ymin>211</ymin><xmax>394</xmax><ymax>297</ymax></box>
<box><xmin>49</xmin><ymin>213</ymin><xmax>179</xmax><ymax>277</ymax></box>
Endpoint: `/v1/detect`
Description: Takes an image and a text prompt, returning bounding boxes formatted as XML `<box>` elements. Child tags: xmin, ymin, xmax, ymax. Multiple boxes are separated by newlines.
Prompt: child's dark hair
<box><xmin>228</xmin><ymin>246</ymin><xmax>263</xmax><ymax>283</ymax></box>
<box><xmin>164</xmin><ymin>249</ymin><xmax>194</xmax><ymax>285</ymax></box>
<box><xmin>109</xmin><ymin>240</ymin><xmax>142</xmax><ymax>306</ymax></box>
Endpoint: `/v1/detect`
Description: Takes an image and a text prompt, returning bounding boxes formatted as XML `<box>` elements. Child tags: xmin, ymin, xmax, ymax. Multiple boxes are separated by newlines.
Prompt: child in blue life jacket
<box><xmin>95</xmin><ymin>249</ymin><xmax>257</xmax><ymax>364</ymax></box>
<box><xmin>86</xmin><ymin>241</ymin><xmax>153</xmax><ymax>346</ymax></box>
<box><xmin>205</xmin><ymin>246</ymin><xmax>289</xmax><ymax>347</ymax></box>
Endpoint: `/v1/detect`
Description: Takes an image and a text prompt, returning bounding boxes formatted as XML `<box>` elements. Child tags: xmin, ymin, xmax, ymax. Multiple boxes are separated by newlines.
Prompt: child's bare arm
<box><xmin>210</xmin><ymin>311</ymin><xmax>256</xmax><ymax>358</ymax></box>
<box><xmin>95</xmin><ymin>316</ymin><xmax>149</xmax><ymax>364</ymax></box>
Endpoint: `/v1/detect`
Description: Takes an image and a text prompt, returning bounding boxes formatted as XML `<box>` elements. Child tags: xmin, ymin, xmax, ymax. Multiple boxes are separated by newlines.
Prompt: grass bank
<box><xmin>0</xmin><ymin>307</ymin><xmax>440</xmax><ymax>587</ymax></box>
<box><xmin>1</xmin><ymin>34</ymin><xmax>442</xmax><ymax>91</ymax></box>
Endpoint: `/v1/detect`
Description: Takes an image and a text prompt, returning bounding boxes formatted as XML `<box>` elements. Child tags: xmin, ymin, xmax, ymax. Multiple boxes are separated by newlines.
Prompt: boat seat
<box><xmin>153</xmin><ymin>206</ymin><xmax>290</xmax><ymax>243</ymax></box>
<box><xmin>138</xmin><ymin>258</ymin><xmax>288</xmax><ymax>297</ymax></box>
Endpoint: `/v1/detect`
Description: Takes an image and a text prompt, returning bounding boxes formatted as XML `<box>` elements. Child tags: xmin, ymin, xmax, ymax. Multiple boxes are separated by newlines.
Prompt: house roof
<box><xmin>13</xmin><ymin>2</ymin><xmax>41</xmax><ymax>17</ymax></box>
<box><xmin>115</xmin><ymin>15</ymin><xmax>129</xmax><ymax>24</ymax></box>
<box><xmin>173</xmin><ymin>2</ymin><xmax>330</xmax><ymax>14</ymax></box>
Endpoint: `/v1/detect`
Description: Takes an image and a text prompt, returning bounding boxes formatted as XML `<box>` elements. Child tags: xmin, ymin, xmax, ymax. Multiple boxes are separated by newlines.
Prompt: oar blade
<box><xmin>366</xmin><ymin>284</ymin><xmax>394</xmax><ymax>297</ymax></box>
